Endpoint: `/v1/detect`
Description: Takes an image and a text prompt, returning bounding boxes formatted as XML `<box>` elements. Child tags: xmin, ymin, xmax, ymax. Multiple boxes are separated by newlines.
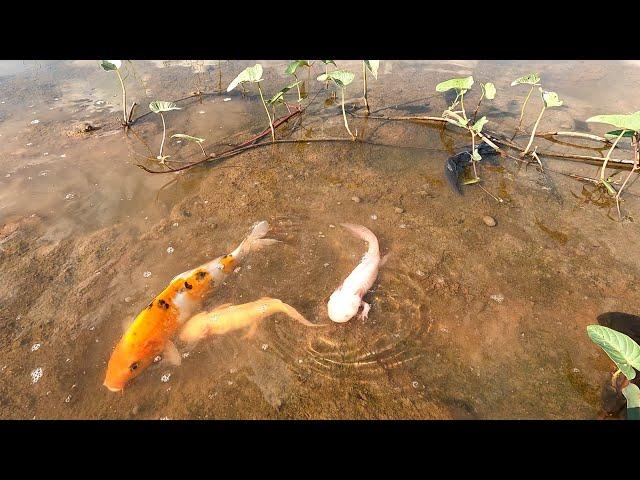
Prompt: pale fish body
<box><xmin>103</xmin><ymin>220</ymin><xmax>279</xmax><ymax>392</ymax></box>
<box><xmin>179</xmin><ymin>297</ymin><xmax>319</xmax><ymax>343</ymax></box>
<box><xmin>327</xmin><ymin>224</ymin><xmax>383</xmax><ymax>323</ymax></box>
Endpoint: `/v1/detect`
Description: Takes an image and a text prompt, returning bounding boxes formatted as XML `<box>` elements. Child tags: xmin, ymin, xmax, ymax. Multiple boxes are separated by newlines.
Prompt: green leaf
<box><xmin>510</xmin><ymin>73</ymin><xmax>541</xmax><ymax>86</ymax></box>
<box><xmin>317</xmin><ymin>70</ymin><xmax>355</xmax><ymax>88</ymax></box>
<box><xmin>462</xmin><ymin>177</ymin><xmax>480</xmax><ymax>185</ymax></box>
<box><xmin>227</xmin><ymin>64</ymin><xmax>263</xmax><ymax>92</ymax></box>
<box><xmin>541</xmin><ymin>89</ymin><xmax>563</xmax><ymax>108</ymax></box>
<box><xmin>587</xmin><ymin>325</ymin><xmax>640</xmax><ymax>381</ymax></box>
<box><xmin>364</xmin><ymin>60</ymin><xmax>380</xmax><ymax>79</ymax></box>
<box><xmin>100</xmin><ymin>60</ymin><xmax>122</xmax><ymax>71</ymax></box>
<box><xmin>171</xmin><ymin>133</ymin><xmax>204</xmax><ymax>143</ymax></box>
<box><xmin>471</xmin><ymin>148</ymin><xmax>482</xmax><ymax>161</ymax></box>
<box><xmin>436</xmin><ymin>76</ymin><xmax>474</xmax><ymax>93</ymax></box>
<box><xmin>285</xmin><ymin>60</ymin><xmax>311</xmax><ymax>76</ymax></box>
<box><xmin>605</xmin><ymin>130</ymin><xmax>635</xmax><ymax>139</ymax></box>
<box><xmin>321</xmin><ymin>60</ymin><xmax>336</xmax><ymax>65</ymax></box>
<box><xmin>602</xmin><ymin>179</ymin><xmax>617</xmax><ymax>196</ymax></box>
<box><xmin>587</xmin><ymin>112</ymin><xmax>640</xmax><ymax>132</ymax></box>
<box><xmin>623</xmin><ymin>383</ymin><xmax>640</xmax><ymax>409</ymax></box>
<box><xmin>472</xmin><ymin>116</ymin><xmax>488</xmax><ymax>133</ymax></box>
<box><xmin>149</xmin><ymin>101</ymin><xmax>181</xmax><ymax>114</ymax></box>
<box><xmin>483</xmin><ymin>82</ymin><xmax>496</xmax><ymax>100</ymax></box>
<box><xmin>267</xmin><ymin>81</ymin><xmax>301</xmax><ymax>105</ymax></box>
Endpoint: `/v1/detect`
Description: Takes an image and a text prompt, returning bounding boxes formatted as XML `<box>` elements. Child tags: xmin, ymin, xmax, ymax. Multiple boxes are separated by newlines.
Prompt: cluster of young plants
<box><xmin>435</xmin><ymin>75</ymin><xmax>498</xmax><ymax>184</ymax></box>
<box><xmin>587</xmin><ymin>325</ymin><xmax>640</xmax><ymax>419</ymax></box>
<box><xmin>585</xmin><ymin>112</ymin><xmax>640</xmax><ymax>211</ymax></box>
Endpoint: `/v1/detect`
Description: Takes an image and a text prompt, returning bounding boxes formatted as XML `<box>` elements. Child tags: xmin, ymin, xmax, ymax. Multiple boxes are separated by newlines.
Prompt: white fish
<box><xmin>327</xmin><ymin>224</ymin><xmax>387</xmax><ymax>323</ymax></box>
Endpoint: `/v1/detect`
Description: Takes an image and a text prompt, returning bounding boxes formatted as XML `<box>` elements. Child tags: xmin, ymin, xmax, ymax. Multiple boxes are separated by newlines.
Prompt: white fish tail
<box><xmin>232</xmin><ymin>220</ymin><xmax>280</xmax><ymax>258</ymax></box>
<box><xmin>276</xmin><ymin>300</ymin><xmax>324</xmax><ymax>327</ymax></box>
<box><xmin>340</xmin><ymin>223</ymin><xmax>380</xmax><ymax>257</ymax></box>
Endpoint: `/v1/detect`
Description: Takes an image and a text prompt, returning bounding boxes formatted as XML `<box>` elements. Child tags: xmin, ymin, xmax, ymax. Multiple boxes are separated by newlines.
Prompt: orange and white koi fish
<box><xmin>179</xmin><ymin>297</ymin><xmax>322</xmax><ymax>343</ymax></box>
<box><xmin>327</xmin><ymin>224</ymin><xmax>386</xmax><ymax>323</ymax></box>
<box><xmin>103</xmin><ymin>221</ymin><xmax>278</xmax><ymax>392</ymax></box>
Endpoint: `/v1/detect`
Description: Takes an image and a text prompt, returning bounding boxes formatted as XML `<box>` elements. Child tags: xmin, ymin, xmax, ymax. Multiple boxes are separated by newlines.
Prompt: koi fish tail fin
<box><xmin>340</xmin><ymin>223</ymin><xmax>380</xmax><ymax>257</ymax></box>
<box><xmin>278</xmin><ymin>301</ymin><xmax>327</xmax><ymax>327</ymax></box>
<box><xmin>233</xmin><ymin>220</ymin><xmax>280</xmax><ymax>257</ymax></box>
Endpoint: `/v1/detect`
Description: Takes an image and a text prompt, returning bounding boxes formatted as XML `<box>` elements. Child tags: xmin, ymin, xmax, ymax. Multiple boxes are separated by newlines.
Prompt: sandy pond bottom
<box><xmin>0</xmin><ymin>60</ymin><xmax>639</xmax><ymax>419</ymax></box>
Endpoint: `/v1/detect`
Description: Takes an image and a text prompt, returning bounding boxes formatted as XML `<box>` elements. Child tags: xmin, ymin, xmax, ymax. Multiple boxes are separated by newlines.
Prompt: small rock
<box><xmin>124</xmin><ymin>296</ymin><xmax>133</xmax><ymax>303</ymax></box>
<box><xmin>482</xmin><ymin>215</ymin><xmax>496</xmax><ymax>227</ymax></box>
<box><xmin>370</xmin><ymin>214</ymin><xmax>378</xmax><ymax>220</ymax></box>
<box><xmin>31</xmin><ymin>367</ymin><xmax>43</xmax><ymax>384</ymax></box>
<box><xmin>490</xmin><ymin>293</ymin><xmax>505</xmax><ymax>303</ymax></box>
<box><xmin>143</xmin><ymin>271</ymin><xmax>152</xmax><ymax>278</ymax></box>
<box><xmin>394</xmin><ymin>207</ymin><xmax>404</xmax><ymax>214</ymax></box>
<box><xmin>31</xmin><ymin>343</ymin><xmax>41</xmax><ymax>352</ymax></box>
<box><xmin>166</xmin><ymin>246</ymin><xmax>174</xmax><ymax>254</ymax></box>
<box><xmin>351</xmin><ymin>196</ymin><xmax>361</xmax><ymax>203</ymax></box>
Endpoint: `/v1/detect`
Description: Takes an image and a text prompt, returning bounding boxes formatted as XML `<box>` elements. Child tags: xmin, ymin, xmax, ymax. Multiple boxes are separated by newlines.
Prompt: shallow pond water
<box><xmin>1</xmin><ymin>60</ymin><xmax>639</xmax><ymax>419</ymax></box>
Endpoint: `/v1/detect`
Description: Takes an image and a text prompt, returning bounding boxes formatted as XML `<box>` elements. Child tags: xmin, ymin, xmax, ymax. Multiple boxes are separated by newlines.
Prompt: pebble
<box><xmin>31</xmin><ymin>367</ymin><xmax>43</xmax><ymax>384</ymax></box>
<box><xmin>223</xmin><ymin>98</ymin><xmax>231</xmax><ymax>102</ymax></box>
<box><xmin>482</xmin><ymin>215</ymin><xmax>496</xmax><ymax>227</ymax></box>
<box><xmin>161</xmin><ymin>373</ymin><xmax>171</xmax><ymax>383</ymax></box>
<box><xmin>30</xmin><ymin>119</ymin><xmax>40</xmax><ymax>125</ymax></box>
<box><xmin>31</xmin><ymin>343</ymin><xmax>41</xmax><ymax>352</ymax></box>
<box><xmin>143</xmin><ymin>271</ymin><xmax>152</xmax><ymax>278</ymax></box>
<box><xmin>261</xmin><ymin>344</ymin><xmax>269</xmax><ymax>351</ymax></box>
<box><xmin>351</xmin><ymin>196</ymin><xmax>361</xmax><ymax>203</ymax></box>
<box><xmin>370</xmin><ymin>214</ymin><xmax>378</xmax><ymax>220</ymax></box>
<box><xmin>394</xmin><ymin>207</ymin><xmax>404</xmax><ymax>214</ymax></box>
<box><xmin>124</xmin><ymin>296</ymin><xmax>133</xmax><ymax>303</ymax></box>
<box><xmin>166</xmin><ymin>246</ymin><xmax>174</xmax><ymax>254</ymax></box>
<box><xmin>490</xmin><ymin>293</ymin><xmax>505</xmax><ymax>303</ymax></box>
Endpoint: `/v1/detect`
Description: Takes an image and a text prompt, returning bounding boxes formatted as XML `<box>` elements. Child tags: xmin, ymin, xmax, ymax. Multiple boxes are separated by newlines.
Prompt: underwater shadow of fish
<box><xmin>444</xmin><ymin>143</ymin><xmax>499</xmax><ymax>195</ymax></box>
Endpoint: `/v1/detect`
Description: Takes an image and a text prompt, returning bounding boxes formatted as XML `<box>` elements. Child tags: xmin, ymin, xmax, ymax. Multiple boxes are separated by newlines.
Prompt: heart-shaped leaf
<box><xmin>483</xmin><ymin>82</ymin><xmax>496</xmax><ymax>100</ymax></box>
<box><xmin>436</xmin><ymin>76</ymin><xmax>474</xmax><ymax>93</ymax></box>
<box><xmin>227</xmin><ymin>64</ymin><xmax>263</xmax><ymax>92</ymax></box>
<box><xmin>510</xmin><ymin>73</ymin><xmax>541</xmax><ymax>86</ymax></box>
<box><xmin>285</xmin><ymin>60</ymin><xmax>311</xmax><ymax>76</ymax></box>
<box><xmin>623</xmin><ymin>383</ymin><xmax>640</xmax><ymax>409</ymax></box>
<box><xmin>471</xmin><ymin>148</ymin><xmax>482</xmax><ymax>161</ymax></box>
<box><xmin>317</xmin><ymin>70</ymin><xmax>355</xmax><ymax>88</ymax></box>
<box><xmin>321</xmin><ymin>60</ymin><xmax>336</xmax><ymax>65</ymax></box>
<box><xmin>472</xmin><ymin>116</ymin><xmax>488</xmax><ymax>133</ymax></box>
<box><xmin>587</xmin><ymin>112</ymin><xmax>640</xmax><ymax>132</ymax></box>
<box><xmin>149</xmin><ymin>101</ymin><xmax>181</xmax><ymax>114</ymax></box>
<box><xmin>171</xmin><ymin>133</ymin><xmax>204</xmax><ymax>143</ymax></box>
<box><xmin>364</xmin><ymin>60</ymin><xmax>380</xmax><ymax>79</ymax></box>
<box><xmin>541</xmin><ymin>89</ymin><xmax>563</xmax><ymax>108</ymax></box>
<box><xmin>100</xmin><ymin>60</ymin><xmax>122</xmax><ymax>71</ymax></box>
<box><xmin>587</xmin><ymin>324</ymin><xmax>640</xmax><ymax>381</ymax></box>
<box><xmin>267</xmin><ymin>81</ymin><xmax>301</xmax><ymax>105</ymax></box>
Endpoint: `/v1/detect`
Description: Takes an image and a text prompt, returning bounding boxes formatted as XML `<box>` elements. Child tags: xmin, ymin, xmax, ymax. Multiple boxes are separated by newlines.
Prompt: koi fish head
<box><xmin>103</xmin><ymin>336</ymin><xmax>159</xmax><ymax>392</ymax></box>
<box><xmin>327</xmin><ymin>289</ymin><xmax>361</xmax><ymax>323</ymax></box>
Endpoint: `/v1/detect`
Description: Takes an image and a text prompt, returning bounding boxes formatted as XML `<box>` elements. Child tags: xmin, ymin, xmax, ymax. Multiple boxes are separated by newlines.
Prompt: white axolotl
<box><xmin>327</xmin><ymin>223</ymin><xmax>387</xmax><ymax>323</ymax></box>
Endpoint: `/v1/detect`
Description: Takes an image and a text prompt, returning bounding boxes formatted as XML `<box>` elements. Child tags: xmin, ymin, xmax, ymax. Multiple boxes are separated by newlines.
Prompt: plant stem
<box><xmin>616</xmin><ymin>133</ymin><xmax>639</xmax><ymax>218</ymax></box>
<box><xmin>256</xmin><ymin>83</ymin><xmax>275</xmax><ymax>142</ymax></box>
<box><xmin>363</xmin><ymin>61</ymin><xmax>370</xmax><ymax>114</ymax></box>
<box><xmin>159</xmin><ymin>112</ymin><xmax>166</xmax><ymax>158</ymax></box>
<box><xmin>293</xmin><ymin>73</ymin><xmax>301</xmax><ymax>102</ymax></box>
<box><xmin>472</xmin><ymin>90</ymin><xmax>485</xmax><ymax>124</ymax></box>
<box><xmin>460</xmin><ymin>92</ymin><xmax>467</xmax><ymax>121</ymax></box>
<box><xmin>471</xmin><ymin>131</ymin><xmax>478</xmax><ymax>179</ymax></box>
<box><xmin>523</xmin><ymin>106</ymin><xmax>545</xmax><ymax>155</ymax></box>
<box><xmin>517</xmin><ymin>84</ymin><xmax>535</xmax><ymax>130</ymax></box>
<box><xmin>115</xmin><ymin>68</ymin><xmax>128</xmax><ymax>125</ymax></box>
<box><xmin>600</xmin><ymin>129</ymin><xmax>626</xmax><ymax>182</ymax></box>
<box><xmin>341</xmin><ymin>87</ymin><xmax>356</xmax><ymax>140</ymax></box>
